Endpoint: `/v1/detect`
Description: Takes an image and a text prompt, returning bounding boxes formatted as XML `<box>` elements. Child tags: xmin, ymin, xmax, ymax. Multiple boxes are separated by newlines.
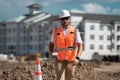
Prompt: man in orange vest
<box><xmin>49</xmin><ymin>9</ymin><xmax>83</xmax><ymax>80</ymax></box>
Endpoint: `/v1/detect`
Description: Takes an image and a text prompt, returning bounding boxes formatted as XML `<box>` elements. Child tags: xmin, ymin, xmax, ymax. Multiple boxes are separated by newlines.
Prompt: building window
<box><xmin>30</xmin><ymin>45</ymin><xmax>32</xmax><ymax>50</ymax></box>
<box><xmin>112</xmin><ymin>34</ymin><xmax>114</xmax><ymax>39</ymax></box>
<box><xmin>99</xmin><ymin>45</ymin><xmax>103</xmax><ymax>49</ymax></box>
<box><xmin>117</xmin><ymin>45</ymin><xmax>120</xmax><ymax>51</ymax></box>
<box><xmin>13</xmin><ymin>28</ymin><xmax>16</xmax><ymax>33</ymax></box>
<box><xmin>8</xmin><ymin>28</ymin><xmax>12</xmax><ymax>33</ymax></box>
<box><xmin>39</xmin><ymin>44</ymin><xmax>42</xmax><ymax>50</ymax></box>
<box><xmin>13</xmin><ymin>36</ymin><xmax>16</xmax><ymax>42</ymax></box>
<box><xmin>44</xmin><ymin>26</ymin><xmax>49</xmax><ymax>31</ymax></box>
<box><xmin>107</xmin><ymin>26</ymin><xmax>112</xmax><ymax>31</ymax></box>
<box><xmin>23</xmin><ymin>26</ymin><xmax>27</xmax><ymax>33</ymax></box>
<box><xmin>112</xmin><ymin>43</ymin><xmax>114</xmax><ymax>49</ymax></box>
<box><xmin>29</xmin><ymin>36</ymin><xmax>33</xmax><ymax>41</ymax></box>
<box><xmin>90</xmin><ymin>35</ymin><xmax>94</xmax><ymax>40</ymax></box>
<box><xmin>45</xmin><ymin>35</ymin><xmax>49</xmax><ymax>40</ymax></box>
<box><xmin>0</xmin><ymin>29</ymin><xmax>3</xmax><ymax>35</ymax></box>
<box><xmin>23</xmin><ymin>36</ymin><xmax>27</xmax><ymax>42</ymax></box>
<box><xmin>107</xmin><ymin>35</ymin><xmax>111</xmax><ymax>40</ymax></box>
<box><xmin>29</xmin><ymin>27</ymin><xmax>33</xmax><ymax>32</ymax></box>
<box><xmin>38</xmin><ymin>25</ymin><xmax>43</xmax><ymax>32</ymax></box>
<box><xmin>90</xmin><ymin>25</ymin><xmax>95</xmax><ymax>30</ymax></box>
<box><xmin>107</xmin><ymin>45</ymin><xmax>111</xmax><ymax>50</ymax></box>
<box><xmin>117</xmin><ymin>36</ymin><xmax>120</xmax><ymax>41</ymax></box>
<box><xmin>117</xmin><ymin>26</ymin><xmax>120</xmax><ymax>32</ymax></box>
<box><xmin>90</xmin><ymin>44</ymin><xmax>94</xmax><ymax>49</ymax></box>
<box><xmin>99</xmin><ymin>25</ymin><xmax>103</xmax><ymax>30</ymax></box>
<box><xmin>38</xmin><ymin>35</ymin><xmax>42</xmax><ymax>41</ymax></box>
<box><xmin>99</xmin><ymin>35</ymin><xmax>103</xmax><ymax>40</ymax></box>
<box><xmin>35</xmin><ymin>35</ymin><xmax>38</xmax><ymax>41</ymax></box>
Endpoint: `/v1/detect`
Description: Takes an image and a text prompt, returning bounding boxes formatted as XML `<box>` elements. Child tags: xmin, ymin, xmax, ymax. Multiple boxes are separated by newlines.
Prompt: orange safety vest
<box><xmin>54</xmin><ymin>26</ymin><xmax>78</xmax><ymax>61</ymax></box>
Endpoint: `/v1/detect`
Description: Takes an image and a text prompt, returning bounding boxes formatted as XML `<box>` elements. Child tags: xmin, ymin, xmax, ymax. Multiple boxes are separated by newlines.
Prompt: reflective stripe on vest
<box><xmin>54</xmin><ymin>28</ymin><xmax>58</xmax><ymax>52</ymax></box>
<box><xmin>55</xmin><ymin>46</ymin><xmax>76</xmax><ymax>52</ymax></box>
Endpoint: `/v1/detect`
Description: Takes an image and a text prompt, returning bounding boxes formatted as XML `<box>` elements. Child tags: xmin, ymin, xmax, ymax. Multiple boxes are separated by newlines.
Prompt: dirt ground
<box><xmin>0</xmin><ymin>59</ymin><xmax>120</xmax><ymax>80</ymax></box>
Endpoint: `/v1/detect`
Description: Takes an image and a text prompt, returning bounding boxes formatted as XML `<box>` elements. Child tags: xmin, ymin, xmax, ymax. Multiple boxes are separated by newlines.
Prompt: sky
<box><xmin>0</xmin><ymin>0</ymin><xmax>120</xmax><ymax>21</ymax></box>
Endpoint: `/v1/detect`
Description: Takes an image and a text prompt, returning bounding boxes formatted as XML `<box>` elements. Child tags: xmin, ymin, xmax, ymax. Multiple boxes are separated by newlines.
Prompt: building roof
<box><xmin>3</xmin><ymin>9</ymin><xmax>120</xmax><ymax>24</ymax></box>
<box><xmin>27</xmin><ymin>3</ymin><xmax>42</xmax><ymax>9</ymax></box>
<box><xmin>2</xmin><ymin>10</ymin><xmax>57</xmax><ymax>24</ymax></box>
<box><xmin>70</xmin><ymin>11</ymin><xmax>120</xmax><ymax>24</ymax></box>
<box><xmin>22</xmin><ymin>12</ymin><xmax>53</xmax><ymax>23</ymax></box>
<box><xmin>5</xmin><ymin>16</ymin><xmax>26</xmax><ymax>23</ymax></box>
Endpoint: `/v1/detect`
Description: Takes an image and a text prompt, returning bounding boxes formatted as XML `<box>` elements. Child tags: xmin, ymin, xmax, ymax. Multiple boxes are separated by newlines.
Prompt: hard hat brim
<box><xmin>59</xmin><ymin>16</ymin><xmax>70</xmax><ymax>19</ymax></box>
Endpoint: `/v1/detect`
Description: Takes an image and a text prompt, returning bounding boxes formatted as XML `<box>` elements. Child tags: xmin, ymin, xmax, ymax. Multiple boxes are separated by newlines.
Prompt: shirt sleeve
<box><xmin>76</xmin><ymin>32</ymin><xmax>83</xmax><ymax>43</ymax></box>
<box><xmin>50</xmin><ymin>30</ymin><xmax>54</xmax><ymax>42</ymax></box>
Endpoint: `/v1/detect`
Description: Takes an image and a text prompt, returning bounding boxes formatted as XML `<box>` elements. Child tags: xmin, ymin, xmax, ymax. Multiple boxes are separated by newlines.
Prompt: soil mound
<box><xmin>0</xmin><ymin>60</ymin><xmax>119</xmax><ymax>80</ymax></box>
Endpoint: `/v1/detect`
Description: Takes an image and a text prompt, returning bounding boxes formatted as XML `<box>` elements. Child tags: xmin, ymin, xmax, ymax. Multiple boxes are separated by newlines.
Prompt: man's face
<box><xmin>59</xmin><ymin>16</ymin><xmax>70</xmax><ymax>27</ymax></box>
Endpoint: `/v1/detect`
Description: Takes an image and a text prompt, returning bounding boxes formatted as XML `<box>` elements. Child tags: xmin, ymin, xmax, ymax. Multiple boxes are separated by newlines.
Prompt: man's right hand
<box><xmin>51</xmin><ymin>52</ymin><xmax>58</xmax><ymax>59</ymax></box>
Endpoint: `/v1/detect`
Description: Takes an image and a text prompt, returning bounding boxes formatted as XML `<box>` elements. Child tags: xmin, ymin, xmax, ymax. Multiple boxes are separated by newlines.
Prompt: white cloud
<box><xmin>70</xmin><ymin>9</ymin><xmax>86</xmax><ymax>13</ymax></box>
<box><xmin>112</xmin><ymin>8</ymin><xmax>120</xmax><ymax>14</ymax></box>
<box><xmin>82</xmin><ymin>3</ymin><xmax>109</xmax><ymax>14</ymax></box>
<box><xmin>81</xmin><ymin>3</ymin><xmax>120</xmax><ymax>15</ymax></box>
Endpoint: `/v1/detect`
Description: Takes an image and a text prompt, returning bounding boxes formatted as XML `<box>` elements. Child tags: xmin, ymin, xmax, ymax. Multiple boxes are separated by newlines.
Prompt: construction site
<box><xmin>0</xmin><ymin>54</ymin><xmax>120</xmax><ymax>80</ymax></box>
<box><xmin>0</xmin><ymin>3</ymin><xmax>120</xmax><ymax>80</ymax></box>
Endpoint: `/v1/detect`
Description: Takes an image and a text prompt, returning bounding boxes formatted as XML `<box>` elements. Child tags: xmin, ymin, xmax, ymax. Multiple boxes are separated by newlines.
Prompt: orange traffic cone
<box><xmin>34</xmin><ymin>58</ymin><xmax>42</xmax><ymax>80</ymax></box>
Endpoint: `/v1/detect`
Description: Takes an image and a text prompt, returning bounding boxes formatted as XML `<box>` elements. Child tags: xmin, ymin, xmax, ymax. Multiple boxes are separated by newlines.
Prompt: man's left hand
<box><xmin>73</xmin><ymin>58</ymin><xmax>79</xmax><ymax>65</ymax></box>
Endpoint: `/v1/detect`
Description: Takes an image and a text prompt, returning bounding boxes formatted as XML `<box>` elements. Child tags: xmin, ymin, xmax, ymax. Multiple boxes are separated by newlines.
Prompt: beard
<box><xmin>62</xmin><ymin>22</ymin><xmax>69</xmax><ymax>27</ymax></box>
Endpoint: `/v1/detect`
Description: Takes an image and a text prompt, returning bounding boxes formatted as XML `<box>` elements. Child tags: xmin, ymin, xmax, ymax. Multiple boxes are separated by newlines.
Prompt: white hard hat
<box><xmin>59</xmin><ymin>9</ymin><xmax>71</xmax><ymax>18</ymax></box>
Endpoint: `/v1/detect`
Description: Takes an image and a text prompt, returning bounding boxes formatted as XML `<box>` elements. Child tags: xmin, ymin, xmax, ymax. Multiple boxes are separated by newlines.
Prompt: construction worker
<box><xmin>49</xmin><ymin>9</ymin><xmax>83</xmax><ymax>80</ymax></box>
